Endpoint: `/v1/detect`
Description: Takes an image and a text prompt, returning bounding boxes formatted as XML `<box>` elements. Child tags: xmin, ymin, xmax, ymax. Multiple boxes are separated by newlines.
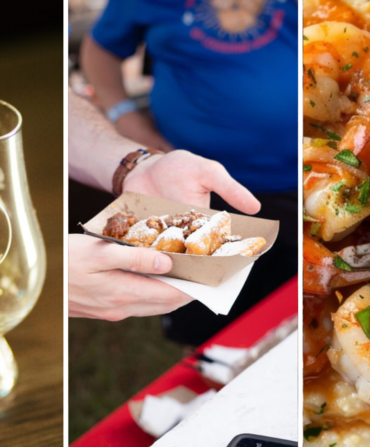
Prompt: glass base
<box><xmin>0</xmin><ymin>337</ymin><xmax>18</xmax><ymax>398</ymax></box>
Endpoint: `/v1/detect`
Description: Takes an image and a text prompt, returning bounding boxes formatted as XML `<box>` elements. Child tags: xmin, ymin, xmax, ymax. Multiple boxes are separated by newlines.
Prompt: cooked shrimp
<box><xmin>303</xmin><ymin>227</ymin><xmax>370</xmax><ymax>295</ymax></box>
<box><xmin>339</xmin><ymin>115</ymin><xmax>370</xmax><ymax>170</ymax></box>
<box><xmin>304</xmin><ymin>143</ymin><xmax>370</xmax><ymax>241</ymax></box>
<box><xmin>328</xmin><ymin>285</ymin><xmax>370</xmax><ymax>404</ymax></box>
<box><xmin>303</xmin><ymin>22</ymin><xmax>370</xmax><ymax>122</ymax></box>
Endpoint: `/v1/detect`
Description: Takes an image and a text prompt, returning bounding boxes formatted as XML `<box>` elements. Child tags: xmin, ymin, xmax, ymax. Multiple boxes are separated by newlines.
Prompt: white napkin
<box><xmin>138</xmin><ymin>390</ymin><xmax>217</xmax><ymax>438</ymax></box>
<box><xmin>147</xmin><ymin>263</ymin><xmax>254</xmax><ymax>315</ymax></box>
<box><xmin>199</xmin><ymin>362</ymin><xmax>234</xmax><ymax>385</ymax></box>
<box><xmin>203</xmin><ymin>345</ymin><xmax>249</xmax><ymax>367</ymax></box>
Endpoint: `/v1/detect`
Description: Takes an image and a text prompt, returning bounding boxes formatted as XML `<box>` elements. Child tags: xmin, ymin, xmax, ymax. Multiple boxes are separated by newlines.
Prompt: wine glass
<box><xmin>0</xmin><ymin>100</ymin><xmax>46</xmax><ymax>397</ymax></box>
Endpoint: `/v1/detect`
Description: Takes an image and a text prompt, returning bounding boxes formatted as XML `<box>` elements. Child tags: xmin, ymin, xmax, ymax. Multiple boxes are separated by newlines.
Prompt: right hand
<box><xmin>115</xmin><ymin>111</ymin><xmax>174</xmax><ymax>153</ymax></box>
<box><xmin>69</xmin><ymin>234</ymin><xmax>193</xmax><ymax>321</ymax></box>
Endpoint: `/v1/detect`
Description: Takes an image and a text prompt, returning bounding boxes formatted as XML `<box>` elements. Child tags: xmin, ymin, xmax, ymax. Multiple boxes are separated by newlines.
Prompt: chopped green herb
<box><xmin>310</xmin><ymin>222</ymin><xmax>321</xmax><ymax>236</ymax></box>
<box><xmin>329</xmin><ymin>444</ymin><xmax>337</xmax><ymax>447</ymax></box>
<box><xmin>346</xmin><ymin>204</ymin><xmax>363</xmax><ymax>214</ymax></box>
<box><xmin>327</xmin><ymin>141</ymin><xmax>338</xmax><ymax>150</ymax></box>
<box><xmin>334</xmin><ymin>255</ymin><xmax>352</xmax><ymax>271</ymax></box>
<box><xmin>316</xmin><ymin>344</ymin><xmax>330</xmax><ymax>357</ymax></box>
<box><xmin>340</xmin><ymin>63</ymin><xmax>352</xmax><ymax>71</ymax></box>
<box><xmin>303</xmin><ymin>164</ymin><xmax>312</xmax><ymax>171</ymax></box>
<box><xmin>304</xmin><ymin>426</ymin><xmax>323</xmax><ymax>441</ymax></box>
<box><xmin>352</xmin><ymin>51</ymin><xmax>359</xmax><ymax>58</ymax></box>
<box><xmin>308</xmin><ymin>68</ymin><xmax>317</xmax><ymax>84</ymax></box>
<box><xmin>331</xmin><ymin>181</ymin><xmax>346</xmax><ymax>192</ymax></box>
<box><xmin>326</xmin><ymin>131</ymin><xmax>341</xmax><ymax>141</ymax></box>
<box><xmin>310</xmin><ymin>100</ymin><xmax>316</xmax><ymax>108</ymax></box>
<box><xmin>363</xmin><ymin>96</ymin><xmax>370</xmax><ymax>104</ymax></box>
<box><xmin>316</xmin><ymin>402</ymin><xmax>327</xmax><ymax>415</ymax></box>
<box><xmin>358</xmin><ymin>179</ymin><xmax>370</xmax><ymax>205</ymax></box>
<box><xmin>356</xmin><ymin>307</ymin><xmax>370</xmax><ymax>339</ymax></box>
<box><xmin>364</xmin><ymin>47</ymin><xmax>369</xmax><ymax>53</ymax></box>
<box><xmin>310</xmin><ymin>123</ymin><xmax>327</xmax><ymax>132</ymax></box>
<box><xmin>334</xmin><ymin>149</ymin><xmax>361</xmax><ymax>167</ymax></box>
<box><xmin>303</xmin><ymin>35</ymin><xmax>309</xmax><ymax>41</ymax></box>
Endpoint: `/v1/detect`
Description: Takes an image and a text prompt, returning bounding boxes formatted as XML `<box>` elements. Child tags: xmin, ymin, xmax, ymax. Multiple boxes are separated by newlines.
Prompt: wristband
<box><xmin>112</xmin><ymin>148</ymin><xmax>164</xmax><ymax>197</ymax></box>
<box><xmin>106</xmin><ymin>99</ymin><xmax>138</xmax><ymax>123</ymax></box>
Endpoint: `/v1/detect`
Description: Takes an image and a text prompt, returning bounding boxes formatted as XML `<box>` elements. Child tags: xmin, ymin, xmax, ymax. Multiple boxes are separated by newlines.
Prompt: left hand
<box><xmin>123</xmin><ymin>150</ymin><xmax>261</xmax><ymax>214</ymax></box>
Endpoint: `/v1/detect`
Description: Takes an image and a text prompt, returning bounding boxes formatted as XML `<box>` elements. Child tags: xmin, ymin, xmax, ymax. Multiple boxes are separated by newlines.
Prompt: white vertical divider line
<box><xmin>63</xmin><ymin>0</ymin><xmax>69</xmax><ymax>444</ymax></box>
<box><xmin>297</xmin><ymin>0</ymin><xmax>304</xmax><ymax>445</ymax></box>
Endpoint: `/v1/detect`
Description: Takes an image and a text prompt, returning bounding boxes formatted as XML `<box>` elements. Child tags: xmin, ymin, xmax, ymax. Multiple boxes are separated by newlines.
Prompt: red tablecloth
<box><xmin>71</xmin><ymin>276</ymin><xmax>297</xmax><ymax>447</ymax></box>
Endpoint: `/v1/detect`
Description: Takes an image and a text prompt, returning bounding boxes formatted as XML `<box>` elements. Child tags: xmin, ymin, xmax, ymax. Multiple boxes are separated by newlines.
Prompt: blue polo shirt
<box><xmin>92</xmin><ymin>0</ymin><xmax>298</xmax><ymax>193</ymax></box>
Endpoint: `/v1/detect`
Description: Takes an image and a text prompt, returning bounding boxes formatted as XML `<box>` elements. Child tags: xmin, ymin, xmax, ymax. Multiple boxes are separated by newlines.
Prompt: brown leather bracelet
<box><xmin>112</xmin><ymin>148</ymin><xmax>164</xmax><ymax>197</ymax></box>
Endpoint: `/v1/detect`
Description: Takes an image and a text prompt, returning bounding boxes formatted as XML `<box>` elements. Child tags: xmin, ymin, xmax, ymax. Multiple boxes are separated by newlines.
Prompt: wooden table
<box><xmin>0</xmin><ymin>31</ymin><xmax>63</xmax><ymax>446</ymax></box>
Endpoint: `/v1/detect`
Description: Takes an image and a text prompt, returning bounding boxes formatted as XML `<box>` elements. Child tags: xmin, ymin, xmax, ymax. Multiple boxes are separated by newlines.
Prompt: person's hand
<box><xmin>124</xmin><ymin>150</ymin><xmax>261</xmax><ymax>213</ymax></box>
<box><xmin>69</xmin><ymin>234</ymin><xmax>193</xmax><ymax>320</ymax></box>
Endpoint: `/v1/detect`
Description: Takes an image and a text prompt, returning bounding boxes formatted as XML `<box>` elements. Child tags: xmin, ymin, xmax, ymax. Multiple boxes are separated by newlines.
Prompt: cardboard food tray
<box><xmin>82</xmin><ymin>192</ymin><xmax>279</xmax><ymax>287</ymax></box>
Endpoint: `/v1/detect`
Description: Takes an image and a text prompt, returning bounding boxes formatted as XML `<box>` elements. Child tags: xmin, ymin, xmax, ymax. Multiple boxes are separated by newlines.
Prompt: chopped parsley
<box><xmin>329</xmin><ymin>444</ymin><xmax>337</xmax><ymax>447</ymax></box>
<box><xmin>352</xmin><ymin>51</ymin><xmax>359</xmax><ymax>58</ymax></box>
<box><xmin>304</xmin><ymin>426</ymin><xmax>323</xmax><ymax>441</ymax></box>
<box><xmin>303</xmin><ymin>35</ymin><xmax>309</xmax><ymax>41</ymax></box>
<box><xmin>303</xmin><ymin>164</ymin><xmax>312</xmax><ymax>171</ymax></box>
<box><xmin>326</xmin><ymin>131</ymin><xmax>341</xmax><ymax>141</ymax></box>
<box><xmin>327</xmin><ymin>141</ymin><xmax>338</xmax><ymax>150</ymax></box>
<box><xmin>316</xmin><ymin>344</ymin><xmax>330</xmax><ymax>357</ymax></box>
<box><xmin>356</xmin><ymin>307</ymin><xmax>370</xmax><ymax>339</ymax></box>
<box><xmin>334</xmin><ymin>149</ymin><xmax>361</xmax><ymax>167</ymax></box>
<box><xmin>316</xmin><ymin>402</ymin><xmax>327</xmax><ymax>415</ymax></box>
<box><xmin>309</xmin><ymin>124</ymin><xmax>342</xmax><ymax>141</ymax></box>
<box><xmin>358</xmin><ymin>178</ymin><xmax>370</xmax><ymax>205</ymax></box>
<box><xmin>308</xmin><ymin>68</ymin><xmax>317</xmax><ymax>84</ymax></box>
<box><xmin>340</xmin><ymin>63</ymin><xmax>352</xmax><ymax>71</ymax></box>
<box><xmin>331</xmin><ymin>181</ymin><xmax>346</xmax><ymax>192</ymax></box>
<box><xmin>334</xmin><ymin>255</ymin><xmax>352</xmax><ymax>271</ymax></box>
<box><xmin>310</xmin><ymin>99</ymin><xmax>316</xmax><ymax>108</ymax></box>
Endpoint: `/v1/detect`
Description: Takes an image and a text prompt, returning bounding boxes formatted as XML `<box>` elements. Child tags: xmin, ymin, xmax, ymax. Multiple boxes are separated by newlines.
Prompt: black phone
<box><xmin>227</xmin><ymin>434</ymin><xmax>298</xmax><ymax>447</ymax></box>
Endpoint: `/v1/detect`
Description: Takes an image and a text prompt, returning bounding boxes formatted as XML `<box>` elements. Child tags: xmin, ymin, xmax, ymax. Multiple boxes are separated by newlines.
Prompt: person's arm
<box><xmin>80</xmin><ymin>36</ymin><xmax>173</xmax><ymax>152</ymax></box>
<box><xmin>69</xmin><ymin>90</ymin><xmax>261</xmax><ymax>213</ymax></box>
<box><xmin>69</xmin><ymin>91</ymin><xmax>261</xmax><ymax>320</ymax></box>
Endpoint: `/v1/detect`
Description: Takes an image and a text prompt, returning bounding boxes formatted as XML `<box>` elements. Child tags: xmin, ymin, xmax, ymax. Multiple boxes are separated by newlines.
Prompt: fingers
<box><xmin>90</xmin><ymin>242</ymin><xmax>173</xmax><ymax>274</ymax></box>
<box><xmin>201</xmin><ymin>161</ymin><xmax>261</xmax><ymax>215</ymax></box>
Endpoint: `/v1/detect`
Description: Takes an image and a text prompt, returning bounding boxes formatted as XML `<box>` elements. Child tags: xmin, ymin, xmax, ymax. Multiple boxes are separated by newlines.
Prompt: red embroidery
<box><xmin>189</xmin><ymin>9</ymin><xmax>285</xmax><ymax>54</ymax></box>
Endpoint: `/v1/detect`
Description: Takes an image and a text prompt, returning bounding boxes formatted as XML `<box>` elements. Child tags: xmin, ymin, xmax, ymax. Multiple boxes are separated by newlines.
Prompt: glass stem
<box><xmin>0</xmin><ymin>336</ymin><xmax>18</xmax><ymax>398</ymax></box>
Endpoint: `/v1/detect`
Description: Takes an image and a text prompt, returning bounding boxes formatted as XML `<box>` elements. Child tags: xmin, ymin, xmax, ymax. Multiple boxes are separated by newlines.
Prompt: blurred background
<box><xmin>69</xmin><ymin>1</ymin><xmax>185</xmax><ymax>442</ymax></box>
<box><xmin>0</xmin><ymin>1</ymin><xmax>63</xmax><ymax>445</ymax></box>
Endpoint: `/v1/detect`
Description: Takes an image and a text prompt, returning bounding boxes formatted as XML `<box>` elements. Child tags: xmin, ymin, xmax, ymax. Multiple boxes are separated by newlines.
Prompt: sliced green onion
<box><xmin>358</xmin><ymin>179</ymin><xmax>370</xmax><ymax>205</ymax></box>
<box><xmin>340</xmin><ymin>63</ymin><xmax>352</xmax><ymax>71</ymax></box>
<box><xmin>334</xmin><ymin>149</ymin><xmax>361</xmax><ymax>167</ymax></box>
<box><xmin>331</xmin><ymin>181</ymin><xmax>346</xmax><ymax>192</ymax></box>
<box><xmin>303</xmin><ymin>164</ymin><xmax>312</xmax><ymax>171</ymax></box>
<box><xmin>346</xmin><ymin>204</ymin><xmax>363</xmax><ymax>214</ymax></box>
<box><xmin>355</xmin><ymin>307</ymin><xmax>370</xmax><ymax>339</ymax></box>
<box><xmin>334</xmin><ymin>255</ymin><xmax>352</xmax><ymax>271</ymax></box>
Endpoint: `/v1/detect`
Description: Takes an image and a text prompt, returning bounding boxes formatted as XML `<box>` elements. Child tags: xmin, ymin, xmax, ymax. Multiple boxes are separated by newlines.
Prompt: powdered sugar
<box><xmin>213</xmin><ymin>237</ymin><xmax>265</xmax><ymax>257</ymax></box>
<box><xmin>186</xmin><ymin>211</ymin><xmax>230</xmax><ymax>248</ymax></box>
<box><xmin>152</xmin><ymin>227</ymin><xmax>185</xmax><ymax>248</ymax></box>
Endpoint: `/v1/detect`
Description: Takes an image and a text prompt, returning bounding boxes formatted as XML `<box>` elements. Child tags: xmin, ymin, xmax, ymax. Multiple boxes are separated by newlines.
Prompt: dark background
<box><xmin>0</xmin><ymin>4</ymin><xmax>63</xmax><ymax>446</ymax></box>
